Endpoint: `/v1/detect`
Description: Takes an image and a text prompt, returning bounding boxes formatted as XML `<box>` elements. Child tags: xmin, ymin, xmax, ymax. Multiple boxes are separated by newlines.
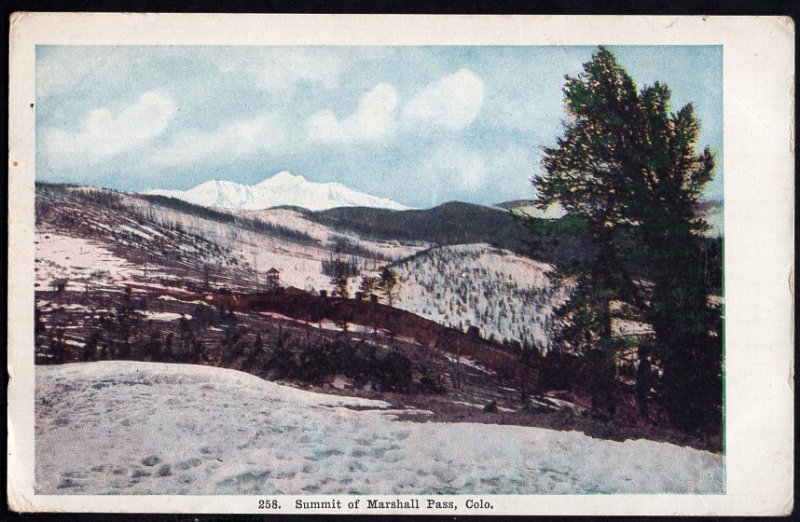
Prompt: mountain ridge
<box><xmin>143</xmin><ymin>171</ymin><xmax>411</xmax><ymax>212</ymax></box>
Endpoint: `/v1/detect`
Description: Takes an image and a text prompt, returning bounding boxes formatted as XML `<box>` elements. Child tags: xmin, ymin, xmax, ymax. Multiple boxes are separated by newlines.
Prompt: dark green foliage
<box><xmin>220</xmin><ymin>320</ymin><xmax>248</xmax><ymax>366</ymax></box>
<box><xmin>417</xmin><ymin>374</ymin><xmax>447</xmax><ymax>395</ymax></box>
<box><xmin>358</xmin><ymin>276</ymin><xmax>379</xmax><ymax>301</ymax></box>
<box><xmin>35</xmin><ymin>307</ymin><xmax>47</xmax><ymax>337</ymax></box>
<box><xmin>191</xmin><ymin>303</ymin><xmax>218</xmax><ymax>328</ymax></box>
<box><xmin>531</xmin><ymin>214</ymin><xmax>588</xmax><ymax>235</ymax></box>
<box><xmin>321</xmin><ymin>257</ymin><xmax>359</xmax><ymax>280</ymax></box>
<box><xmin>241</xmin><ymin>332</ymin><xmax>265</xmax><ymax>371</ymax></box>
<box><xmin>263</xmin><ymin>338</ymin><xmax>422</xmax><ymax>394</ymax></box>
<box><xmin>48</xmin><ymin>324</ymin><xmax>67</xmax><ymax>364</ymax></box>
<box><xmin>580</xmin><ymin>348</ymin><xmax>618</xmax><ymax>420</ymax></box>
<box><xmin>264</xmin><ymin>328</ymin><xmax>293</xmax><ymax>376</ymax></box>
<box><xmin>82</xmin><ymin>330</ymin><xmax>103</xmax><ymax>362</ymax></box>
<box><xmin>378</xmin><ymin>266</ymin><xmax>399</xmax><ymax>307</ymax></box>
<box><xmin>538</xmin><ymin>351</ymin><xmax>582</xmax><ymax>392</ymax></box>
<box><xmin>551</xmin><ymin>271</ymin><xmax>614</xmax><ymax>354</ymax></box>
<box><xmin>326</xmin><ymin>258</ymin><xmax>352</xmax><ymax>302</ymax></box>
<box><xmin>536</xmin><ymin>46</ymin><xmax>722</xmax><ymax>433</ymax></box>
<box><xmin>253</xmin><ymin>333</ymin><xmax>264</xmax><ymax>355</ymax></box>
<box><xmin>381</xmin><ymin>351</ymin><xmax>412</xmax><ymax>393</ymax></box>
<box><xmin>142</xmin><ymin>331</ymin><xmax>162</xmax><ymax>362</ymax></box>
<box><xmin>647</xmin><ymin>235</ymin><xmax>722</xmax><ymax>431</ymax></box>
<box><xmin>97</xmin><ymin>294</ymin><xmax>143</xmax><ymax>360</ymax></box>
<box><xmin>700</xmin><ymin>236</ymin><xmax>723</xmax><ymax>294</ymax></box>
<box><xmin>162</xmin><ymin>332</ymin><xmax>174</xmax><ymax>361</ymax></box>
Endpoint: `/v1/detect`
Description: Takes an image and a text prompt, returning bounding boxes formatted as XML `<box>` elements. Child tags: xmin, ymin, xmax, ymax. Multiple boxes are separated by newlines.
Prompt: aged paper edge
<box><xmin>7</xmin><ymin>13</ymin><xmax>795</xmax><ymax>516</ymax></box>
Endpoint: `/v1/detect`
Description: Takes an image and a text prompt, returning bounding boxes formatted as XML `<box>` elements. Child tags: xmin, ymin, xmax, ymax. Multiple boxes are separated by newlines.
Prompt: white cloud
<box><xmin>150</xmin><ymin>112</ymin><xmax>288</xmax><ymax>168</ymax></box>
<box><xmin>42</xmin><ymin>91</ymin><xmax>176</xmax><ymax>169</ymax></box>
<box><xmin>308</xmin><ymin>83</ymin><xmax>398</xmax><ymax>144</ymax></box>
<box><xmin>402</xmin><ymin>69</ymin><xmax>484</xmax><ymax>131</ymax></box>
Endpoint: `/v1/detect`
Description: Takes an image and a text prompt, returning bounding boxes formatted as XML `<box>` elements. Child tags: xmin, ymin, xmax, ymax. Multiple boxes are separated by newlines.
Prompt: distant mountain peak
<box><xmin>257</xmin><ymin>171</ymin><xmax>306</xmax><ymax>186</ymax></box>
<box><xmin>142</xmin><ymin>172</ymin><xmax>411</xmax><ymax>212</ymax></box>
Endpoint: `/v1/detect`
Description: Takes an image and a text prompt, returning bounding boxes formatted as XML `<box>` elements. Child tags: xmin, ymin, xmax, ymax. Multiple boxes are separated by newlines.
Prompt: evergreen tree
<box><xmin>378</xmin><ymin>266</ymin><xmax>399</xmax><ymax>306</ymax></box>
<box><xmin>327</xmin><ymin>259</ymin><xmax>351</xmax><ymax>330</ymax></box>
<box><xmin>535</xmin><ymin>46</ymin><xmax>720</xmax><ymax>432</ymax></box>
<box><xmin>358</xmin><ymin>276</ymin><xmax>379</xmax><ymax>301</ymax></box>
<box><xmin>330</xmin><ymin>260</ymin><xmax>350</xmax><ymax>300</ymax></box>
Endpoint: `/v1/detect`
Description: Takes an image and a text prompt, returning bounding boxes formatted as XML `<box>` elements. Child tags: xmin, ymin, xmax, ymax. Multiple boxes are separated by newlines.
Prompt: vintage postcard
<box><xmin>7</xmin><ymin>14</ymin><xmax>794</xmax><ymax>515</ymax></box>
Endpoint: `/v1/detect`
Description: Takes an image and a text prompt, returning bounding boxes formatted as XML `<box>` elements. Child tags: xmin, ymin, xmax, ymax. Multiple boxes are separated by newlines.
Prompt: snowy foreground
<box><xmin>35</xmin><ymin>362</ymin><xmax>723</xmax><ymax>495</ymax></box>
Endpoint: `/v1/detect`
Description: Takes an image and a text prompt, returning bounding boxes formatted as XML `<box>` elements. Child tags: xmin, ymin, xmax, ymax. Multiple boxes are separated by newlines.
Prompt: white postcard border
<box><xmin>8</xmin><ymin>13</ymin><xmax>795</xmax><ymax>515</ymax></box>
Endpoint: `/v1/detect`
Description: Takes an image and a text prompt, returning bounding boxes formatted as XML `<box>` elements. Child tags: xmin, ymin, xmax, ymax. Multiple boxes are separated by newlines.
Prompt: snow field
<box><xmin>235</xmin><ymin>208</ymin><xmax>339</xmax><ymax>243</ymax></box>
<box><xmin>139</xmin><ymin>311</ymin><xmax>193</xmax><ymax>322</ymax></box>
<box><xmin>35</xmin><ymin>232</ymin><xmax>143</xmax><ymax>291</ymax></box>
<box><xmin>35</xmin><ymin>362</ymin><xmax>722</xmax><ymax>495</ymax></box>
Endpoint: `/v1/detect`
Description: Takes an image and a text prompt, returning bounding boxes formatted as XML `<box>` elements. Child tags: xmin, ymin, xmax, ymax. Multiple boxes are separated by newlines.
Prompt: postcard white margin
<box><xmin>7</xmin><ymin>13</ymin><xmax>795</xmax><ymax>516</ymax></box>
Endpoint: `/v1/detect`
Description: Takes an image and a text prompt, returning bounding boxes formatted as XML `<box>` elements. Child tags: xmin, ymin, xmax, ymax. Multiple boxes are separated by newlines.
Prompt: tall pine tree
<box><xmin>536</xmin><ymin>47</ymin><xmax>721</xmax><ymax>432</ymax></box>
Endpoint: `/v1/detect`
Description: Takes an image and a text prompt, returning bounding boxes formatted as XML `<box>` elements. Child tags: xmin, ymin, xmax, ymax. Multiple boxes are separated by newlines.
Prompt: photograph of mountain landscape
<box><xmin>32</xmin><ymin>43</ymin><xmax>724</xmax><ymax>496</ymax></box>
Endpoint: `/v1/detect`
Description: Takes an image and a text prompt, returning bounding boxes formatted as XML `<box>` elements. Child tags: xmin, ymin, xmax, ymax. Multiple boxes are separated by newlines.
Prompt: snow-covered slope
<box><xmin>496</xmin><ymin>200</ymin><xmax>568</xmax><ymax>220</ymax></box>
<box><xmin>144</xmin><ymin>171</ymin><xmax>411</xmax><ymax>211</ymax></box>
<box><xmin>36</xmin><ymin>185</ymin><xmax>427</xmax><ymax>294</ymax></box>
<box><xmin>36</xmin><ymin>361</ymin><xmax>723</xmax><ymax>495</ymax></box>
<box><xmin>35</xmin><ymin>232</ymin><xmax>142</xmax><ymax>292</ymax></box>
<box><xmin>391</xmin><ymin>244</ymin><xmax>568</xmax><ymax>349</ymax></box>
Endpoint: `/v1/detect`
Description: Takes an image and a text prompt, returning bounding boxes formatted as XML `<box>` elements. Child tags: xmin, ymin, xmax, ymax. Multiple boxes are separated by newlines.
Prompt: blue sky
<box><xmin>36</xmin><ymin>45</ymin><xmax>722</xmax><ymax>208</ymax></box>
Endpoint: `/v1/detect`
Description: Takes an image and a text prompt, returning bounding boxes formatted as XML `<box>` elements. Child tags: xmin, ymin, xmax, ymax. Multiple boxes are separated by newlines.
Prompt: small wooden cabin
<box><xmin>266</xmin><ymin>267</ymin><xmax>281</xmax><ymax>289</ymax></box>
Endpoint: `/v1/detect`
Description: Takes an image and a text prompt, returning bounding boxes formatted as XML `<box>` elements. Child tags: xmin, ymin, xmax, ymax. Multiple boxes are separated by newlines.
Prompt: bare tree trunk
<box><xmin>635</xmin><ymin>344</ymin><xmax>651</xmax><ymax>421</ymax></box>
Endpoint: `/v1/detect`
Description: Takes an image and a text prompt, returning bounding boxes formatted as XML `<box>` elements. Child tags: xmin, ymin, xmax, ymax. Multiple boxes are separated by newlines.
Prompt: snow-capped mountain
<box><xmin>143</xmin><ymin>171</ymin><xmax>411</xmax><ymax>212</ymax></box>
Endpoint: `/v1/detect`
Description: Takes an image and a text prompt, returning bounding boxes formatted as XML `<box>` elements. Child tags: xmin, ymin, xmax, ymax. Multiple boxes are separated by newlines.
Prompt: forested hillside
<box><xmin>391</xmin><ymin>244</ymin><xmax>567</xmax><ymax>349</ymax></box>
